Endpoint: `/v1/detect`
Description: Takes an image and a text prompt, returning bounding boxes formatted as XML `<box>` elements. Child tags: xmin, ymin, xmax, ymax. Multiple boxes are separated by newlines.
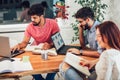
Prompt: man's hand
<box><xmin>78</xmin><ymin>23</ymin><xmax>84</xmax><ymax>29</ymax></box>
<box><xmin>11</xmin><ymin>44</ymin><xmax>21</xmax><ymax>52</ymax></box>
<box><xmin>67</xmin><ymin>48</ymin><xmax>80</xmax><ymax>55</ymax></box>
<box><xmin>42</xmin><ymin>42</ymin><xmax>52</xmax><ymax>50</ymax></box>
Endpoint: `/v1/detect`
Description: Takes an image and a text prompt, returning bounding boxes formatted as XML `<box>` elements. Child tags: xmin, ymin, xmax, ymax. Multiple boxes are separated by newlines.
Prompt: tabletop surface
<box><xmin>0</xmin><ymin>51</ymin><xmax>97</xmax><ymax>78</ymax></box>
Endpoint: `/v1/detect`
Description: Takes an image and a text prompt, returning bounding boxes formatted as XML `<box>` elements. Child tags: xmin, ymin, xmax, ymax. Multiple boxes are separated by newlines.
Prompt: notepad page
<box><xmin>0</xmin><ymin>60</ymin><xmax>13</xmax><ymax>73</ymax></box>
<box><xmin>12</xmin><ymin>60</ymin><xmax>33</xmax><ymax>72</ymax></box>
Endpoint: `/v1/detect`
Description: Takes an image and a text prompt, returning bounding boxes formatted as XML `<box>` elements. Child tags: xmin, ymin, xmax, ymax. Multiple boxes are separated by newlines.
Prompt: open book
<box><xmin>0</xmin><ymin>58</ymin><xmax>33</xmax><ymax>74</ymax></box>
<box><xmin>64</xmin><ymin>53</ymin><xmax>91</xmax><ymax>76</ymax></box>
<box><xmin>25</xmin><ymin>45</ymin><xmax>57</xmax><ymax>56</ymax></box>
<box><xmin>24</xmin><ymin>45</ymin><xmax>43</xmax><ymax>51</ymax></box>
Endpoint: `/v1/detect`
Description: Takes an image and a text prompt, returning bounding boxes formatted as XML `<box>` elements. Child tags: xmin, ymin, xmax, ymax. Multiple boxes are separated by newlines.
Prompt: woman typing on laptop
<box><xmin>11</xmin><ymin>3</ymin><xmax>59</xmax><ymax>80</ymax></box>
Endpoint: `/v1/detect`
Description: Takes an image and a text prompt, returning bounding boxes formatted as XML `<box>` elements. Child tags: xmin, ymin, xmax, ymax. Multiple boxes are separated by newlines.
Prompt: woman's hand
<box><xmin>80</xmin><ymin>59</ymin><xmax>98</xmax><ymax>69</ymax></box>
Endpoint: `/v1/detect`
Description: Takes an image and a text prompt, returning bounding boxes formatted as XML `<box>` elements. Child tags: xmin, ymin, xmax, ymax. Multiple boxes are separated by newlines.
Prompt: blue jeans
<box><xmin>65</xmin><ymin>67</ymin><xmax>96</xmax><ymax>80</ymax></box>
<box><xmin>65</xmin><ymin>67</ymin><xmax>83</xmax><ymax>80</ymax></box>
<box><xmin>32</xmin><ymin>73</ymin><xmax>56</xmax><ymax>80</ymax></box>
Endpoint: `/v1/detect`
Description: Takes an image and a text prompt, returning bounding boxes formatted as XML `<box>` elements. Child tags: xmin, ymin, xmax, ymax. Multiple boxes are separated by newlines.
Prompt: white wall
<box><xmin>105</xmin><ymin>0</ymin><xmax>120</xmax><ymax>28</ymax></box>
<box><xmin>0</xmin><ymin>23</ymin><xmax>28</xmax><ymax>46</ymax></box>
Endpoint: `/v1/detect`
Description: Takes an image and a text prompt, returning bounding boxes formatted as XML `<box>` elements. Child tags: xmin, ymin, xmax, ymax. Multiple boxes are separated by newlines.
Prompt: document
<box><xmin>0</xmin><ymin>58</ymin><xmax>33</xmax><ymax>74</ymax></box>
<box><xmin>32</xmin><ymin>48</ymin><xmax>57</xmax><ymax>56</ymax></box>
<box><xmin>25</xmin><ymin>44</ymin><xmax>57</xmax><ymax>56</ymax></box>
<box><xmin>24</xmin><ymin>45</ymin><xmax>42</xmax><ymax>51</ymax></box>
<box><xmin>24</xmin><ymin>43</ymin><xmax>44</xmax><ymax>51</ymax></box>
<box><xmin>64</xmin><ymin>53</ymin><xmax>91</xmax><ymax>76</ymax></box>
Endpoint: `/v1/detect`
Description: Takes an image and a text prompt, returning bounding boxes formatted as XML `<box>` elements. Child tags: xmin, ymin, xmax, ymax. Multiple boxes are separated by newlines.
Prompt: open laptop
<box><xmin>51</xmin><ymin>32</ymin><xmax>82</xmax><ymax>55</ymax></box>
<box><xmin>0</xmin><ymin>36</ymin><xmax>25</xmax><ymax>60</ymax></box>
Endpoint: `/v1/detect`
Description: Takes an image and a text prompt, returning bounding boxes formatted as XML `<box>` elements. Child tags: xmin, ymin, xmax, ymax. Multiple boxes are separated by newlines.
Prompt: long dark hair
<box><xmin>96</xmin><ymin>21</ymin><xmax>120</xmax><ymax>50</ymax></box>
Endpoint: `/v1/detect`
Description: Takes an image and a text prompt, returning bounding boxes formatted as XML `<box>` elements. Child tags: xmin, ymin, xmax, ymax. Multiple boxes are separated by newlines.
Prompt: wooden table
<box><xmin>0</xmin><ymin>51</ymin><xmax>97</xmax><ymax>80</ymax></box>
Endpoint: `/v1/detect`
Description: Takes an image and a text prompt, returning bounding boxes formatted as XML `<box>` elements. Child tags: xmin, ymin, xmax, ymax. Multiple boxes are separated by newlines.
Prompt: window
<box><xmin>0</xmin><ymin>0</ymin><xmax>22</xmax><ymax>24</ymax></box>
<box><xmin>0</xmin><ymin>0</ymin><xmax>65</xmax><ymax>24</ymax></box>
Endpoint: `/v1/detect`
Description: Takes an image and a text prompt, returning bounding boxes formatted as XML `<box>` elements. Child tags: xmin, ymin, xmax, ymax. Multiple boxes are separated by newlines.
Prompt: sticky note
<box><xmin>22</xmin><ymin>56</ymin><xmax>29</xmax><ymax>62</ymax></box>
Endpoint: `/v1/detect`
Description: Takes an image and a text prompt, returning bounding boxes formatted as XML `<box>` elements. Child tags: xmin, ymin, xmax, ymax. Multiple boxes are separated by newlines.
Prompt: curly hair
<box><xmin>75</xmin><ymin>7</ymin><xmax>94</xmax><ymax>20</ymax></box>
<box><xmin>28</xmin><ymin>3</ymin><xmax>44</xmax><ymax>16</ymax></box>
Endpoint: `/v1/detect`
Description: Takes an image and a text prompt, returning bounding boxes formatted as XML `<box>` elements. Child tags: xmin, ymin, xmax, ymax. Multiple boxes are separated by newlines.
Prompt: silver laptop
<box><xmin>0</xmin><ymin>36</ymin><xmax>24</xmax><ymax>59</ymax></box>
<box><xmin>51</xmin><ymin>32</ymin><xmax>81</xmax><ymax>55</ymax></box>
<box><xmin>0</xmin><ymin>36</ymin><xmax>11</xmax><ymax>57</ymax></box>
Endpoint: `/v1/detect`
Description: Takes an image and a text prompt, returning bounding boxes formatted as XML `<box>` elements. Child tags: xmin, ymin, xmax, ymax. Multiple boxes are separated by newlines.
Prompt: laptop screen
<box><xmin>0</xmin><ymin>36</ymin><xmax>11</xmax><ymax>57</ymax></box>
<box><xmin>51</xmin><ymin>32</ymin><xmax>65</xmax><ymax>50</ymax></box>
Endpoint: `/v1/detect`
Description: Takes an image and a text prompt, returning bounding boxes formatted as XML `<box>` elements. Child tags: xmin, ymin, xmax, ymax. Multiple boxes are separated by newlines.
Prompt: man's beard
<box><xmin>83</xmin><ymin>23</ymin><xmax>89</xmax><ymax>30</ymax></box>
<box><xmin>32</xmin><ymin>20</ymin><xmax>41</xmax><ymax>26</ymax></box>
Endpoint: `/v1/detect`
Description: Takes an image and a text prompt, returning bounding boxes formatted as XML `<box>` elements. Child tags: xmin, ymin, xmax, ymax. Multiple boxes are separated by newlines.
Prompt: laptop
<box><xmin>51</xmin><ymin>32</ymin><xmax>81</xmax><ymax>55</ymax></box>
<box><xmin>0</xmin><ymin>36</ymin><xmax>25</xmax><ymax>60</ymax></box>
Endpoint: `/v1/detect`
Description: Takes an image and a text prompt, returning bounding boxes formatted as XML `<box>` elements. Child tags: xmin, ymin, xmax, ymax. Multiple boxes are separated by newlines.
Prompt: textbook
<box><xmin>0</xmin><ymin>58</ymin><xmax>33</xmax><ymax>74</ymax></box>
<box><xmin>64</xmin><ymin>53</ymin><xmax>91</xmax><ymax>76</ymax></box>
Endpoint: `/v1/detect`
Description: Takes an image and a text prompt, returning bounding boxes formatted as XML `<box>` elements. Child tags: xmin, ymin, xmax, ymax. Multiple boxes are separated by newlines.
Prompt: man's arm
<box><xmin>68</xmin><ymin>48</ymin><xmax>100</xmax><ymax>58</ymax></box>
<box><xmin>82</xmin><ymin>50</ymin><xmax>100</xmax><ymax>58</ymax></box>
<box><xmin>11</xmin><ymin>36</ymin><xmax>30</xmax><ymax>51</ymax></box>
<box><xmin>79</xmin><ymin>26</ymin><xmax>85</xmax><ymax>48</ymax></box>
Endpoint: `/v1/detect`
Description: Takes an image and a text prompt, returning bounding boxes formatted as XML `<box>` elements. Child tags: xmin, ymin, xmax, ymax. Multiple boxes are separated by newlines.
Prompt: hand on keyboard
<box><xmin>11</xmin><ymin>49</ymin><xmax>19</xmax><ymax>54</ymax></box>
<box><xmin>11</xmin><ymin>49</ymin><xmax>25</xmax><ymax>57</ymax></box>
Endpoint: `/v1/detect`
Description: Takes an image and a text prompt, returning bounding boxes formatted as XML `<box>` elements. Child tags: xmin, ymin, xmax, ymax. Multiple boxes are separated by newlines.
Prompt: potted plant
<box><xmin>71</xmin><ymin>0</ymin><xmax>108</xmax><ymax>43</ymax></box>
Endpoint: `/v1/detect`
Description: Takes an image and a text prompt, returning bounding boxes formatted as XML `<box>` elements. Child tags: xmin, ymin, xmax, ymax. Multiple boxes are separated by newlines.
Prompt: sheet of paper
<box><xmin>13</xmin><ymin>60</ymin><xmax>33</xmax><ymax>72</ymax></box>
<box><xmin>24</xmin><ymin>43</ymin><xmax>44</xmax><ymax>51</ymax></box>
<box><xmin>0</xmin><ymin>58</ymin><xmax>33</xmax><ymax>73</ymax></box>
<box><xmin>32</xmin><ymin>48</ymin><xmax>57</xmax><ymax>56</ymax></box>
<box><xmin>0</xmin><ymin>60</ymin><xmax>13</xmax><ymax>73</ymax></box>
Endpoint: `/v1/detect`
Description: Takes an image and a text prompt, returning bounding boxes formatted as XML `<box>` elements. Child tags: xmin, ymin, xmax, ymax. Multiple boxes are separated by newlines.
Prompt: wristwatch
<box><xmin>80</xmin><ymin>49</ymin><xmax>83</xmax><ymax>55</ymax></box>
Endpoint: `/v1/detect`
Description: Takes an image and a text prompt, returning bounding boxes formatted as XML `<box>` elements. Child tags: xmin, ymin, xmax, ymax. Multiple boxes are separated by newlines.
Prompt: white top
<box><xmin>95</xmin><ymin>49</ymin><xmax>120</xmax><ymax>80</ymax></box>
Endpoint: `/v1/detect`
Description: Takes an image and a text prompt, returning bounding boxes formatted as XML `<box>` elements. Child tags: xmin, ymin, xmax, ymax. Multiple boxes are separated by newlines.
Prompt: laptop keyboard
<box><xmin>58</xmin><ymin>45</ymin><xmax>81</xmax><ymax>55</ymax></box>
<box><xmin>11</xmin><ymin>50</ymin><xmax>25</xmax><ymax>57</ymax></box>
<box><xmin>0</xmin><ymin>50</ymin><xmax>25</xmax><ymax>61</ymax></box>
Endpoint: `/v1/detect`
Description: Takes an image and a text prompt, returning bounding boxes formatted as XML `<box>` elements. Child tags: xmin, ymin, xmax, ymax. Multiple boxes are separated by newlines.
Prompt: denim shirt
<box><xmin>84</xmin><ymin>21</ymin><xmax>102</xmax><ymax>54</ymax></box>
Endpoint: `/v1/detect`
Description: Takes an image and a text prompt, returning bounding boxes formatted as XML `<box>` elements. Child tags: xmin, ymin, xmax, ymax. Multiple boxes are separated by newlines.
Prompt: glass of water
<box><xmin>41</xmin><ymin>50</ymin><xmax>48</xmax><ymax>60</ymax></box>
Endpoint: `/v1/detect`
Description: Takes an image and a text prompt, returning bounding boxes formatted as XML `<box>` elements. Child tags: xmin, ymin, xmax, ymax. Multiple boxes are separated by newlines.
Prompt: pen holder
<box><xmin>41</xmin><ymin>50</ymin><xmax>48</xmax><ymax>60</ymax></box>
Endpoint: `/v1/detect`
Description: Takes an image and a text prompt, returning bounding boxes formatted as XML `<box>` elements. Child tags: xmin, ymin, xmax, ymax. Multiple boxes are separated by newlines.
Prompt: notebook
<box><xmin>0</xmin><ymin>36</ymin><xmax>25</xmax><ymax>60</ymax></box>
<box><xmin>51</xmin><ymin>32</ymin><xmax>81</xmax><ymax>55</ymax></box>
